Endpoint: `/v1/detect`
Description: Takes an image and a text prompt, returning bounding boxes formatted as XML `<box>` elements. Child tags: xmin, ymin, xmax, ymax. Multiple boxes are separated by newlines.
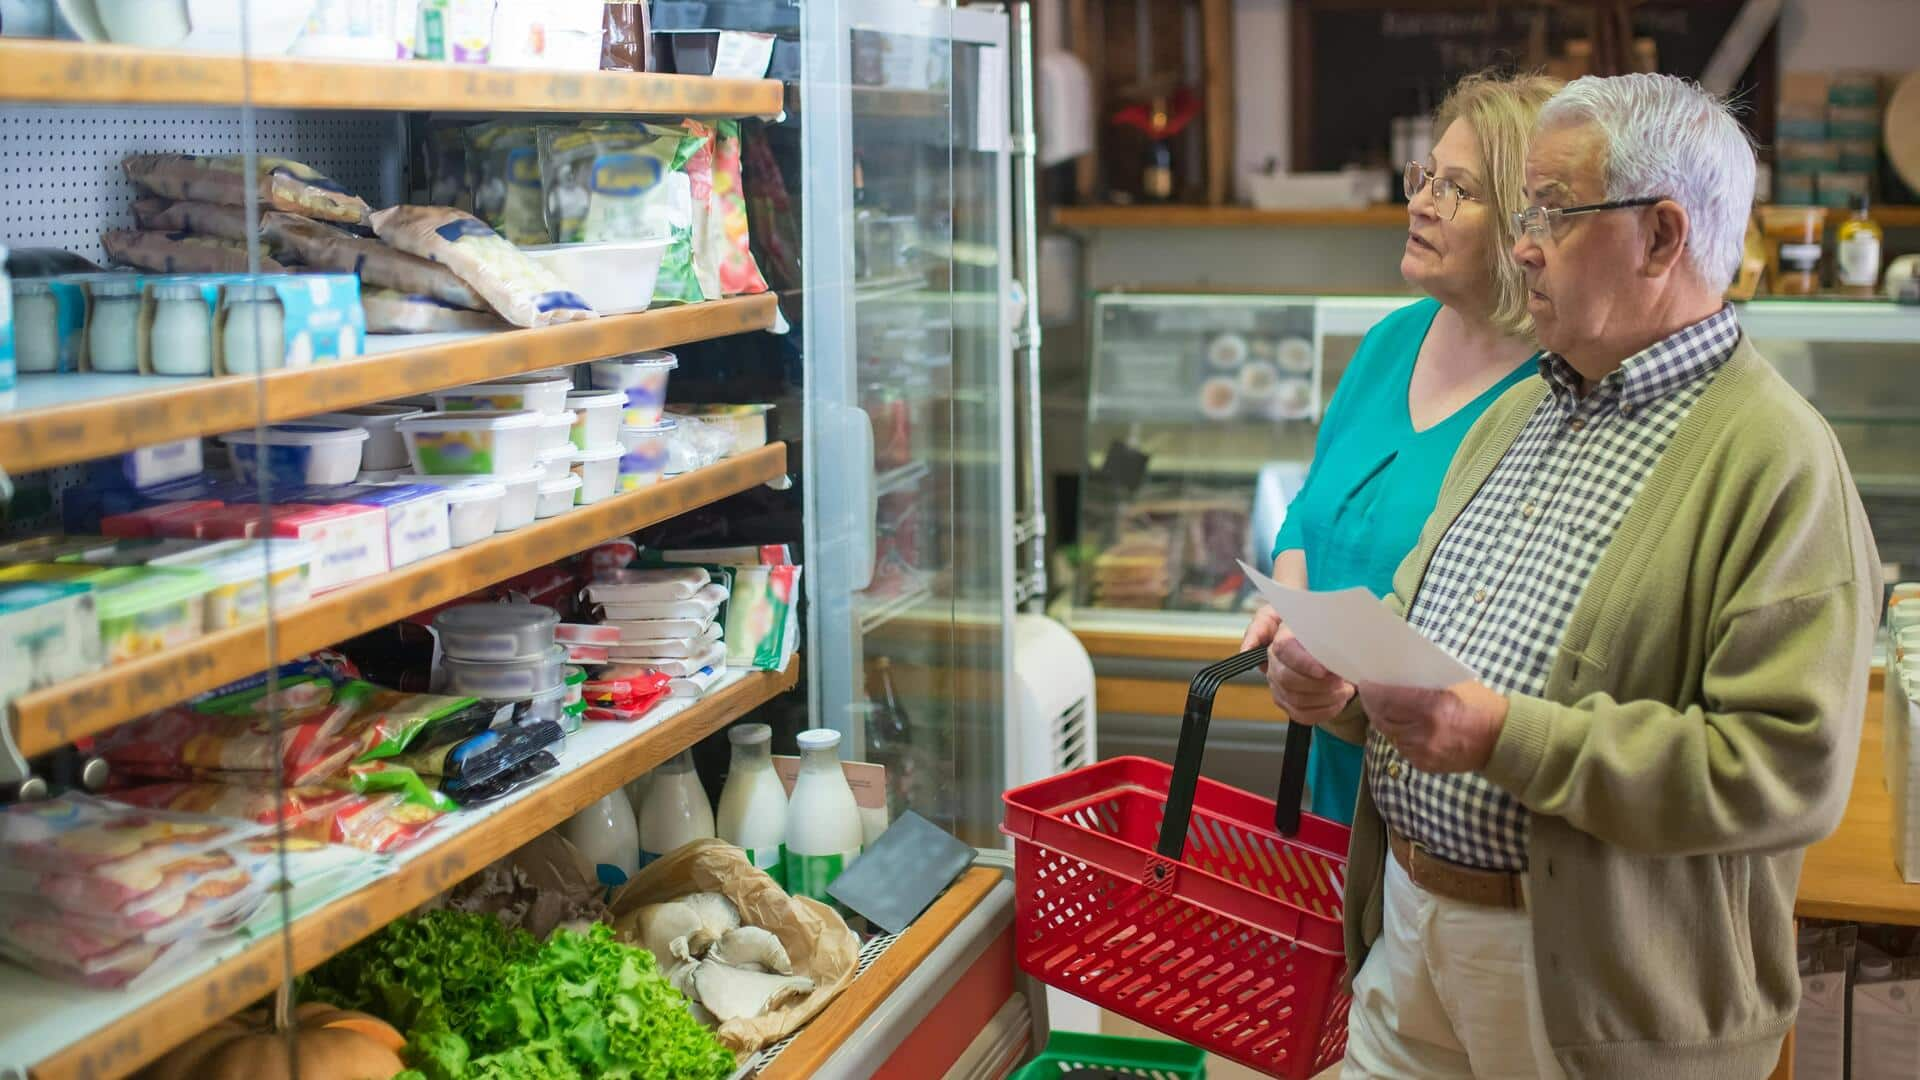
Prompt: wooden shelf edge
<box><xmin>0</xmin><ymin>40</ymin><xmax>784</xmax><ymax>115</ymax></box>
<box><xmin>9</xmin><ymin>442</ymin><xmax>789</xmax><ymax>756</ymax></box>
<box><xmin>754</xmin><ymin>866</ymin><xmax>1006</xmax><ymax>1080</ymax></box>
<box><xmin>1053</xmin><ymin>205</ymin><xmax>1409</xmax><ymax>230</ymax></box>
<box><xmin>0</xmin><ymin>294</ymin><xmax>778</xmax><ymax>475</ymax></box>
<box><xmin>30</xmin><ymin>663</ymin><xmax>800</xmax><ymax>1080</ymax></box>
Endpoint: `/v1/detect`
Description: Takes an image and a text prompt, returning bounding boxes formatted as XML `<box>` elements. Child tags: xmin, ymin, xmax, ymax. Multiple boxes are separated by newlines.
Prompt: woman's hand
<box><xmin>1242</xmin><ymin>604</ymin><xmax>1356</xmax><ymax>725</ymax></box>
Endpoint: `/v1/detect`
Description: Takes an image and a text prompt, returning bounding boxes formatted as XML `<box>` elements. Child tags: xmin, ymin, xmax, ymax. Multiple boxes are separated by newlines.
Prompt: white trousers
<box><xmin>1342</xmin><ymin>856</ymin><xmax>1565</xmax><ymax>1080</ymax></box>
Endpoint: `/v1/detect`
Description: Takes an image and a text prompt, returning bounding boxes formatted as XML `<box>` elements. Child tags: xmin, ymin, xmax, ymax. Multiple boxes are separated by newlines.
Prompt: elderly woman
<box><xmin>1242</xmin><ymin>71</ymin><xmax>1561</xmax><ymax>824</ymax></box>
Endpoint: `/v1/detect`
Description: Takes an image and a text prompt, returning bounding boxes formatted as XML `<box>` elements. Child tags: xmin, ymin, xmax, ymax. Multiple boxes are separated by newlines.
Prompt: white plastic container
<box><xmin>151</xmin><ymin>538</ymin><xmax>315</xmax><ymax>630</ymax></box>
<box><xmin>639</xmin><ymin>749</ymin><xmax>716</xmax><ymax>866</ymax></box>
<box><xmin>559</xmin><ymin>789</ymin><xmax>642</xmax><ymax>894</ymax></box>
<box><xmin>536</xmin><ymin>444</ymin><xmax>576</xmax><ymax>482</ymax></box>
<box><xmin>522</xmin><ymin>239</ymin><xmax>671</xmax><ymax>316</ymax></box>
<box><xmin>785</xmin><ymin>728</ymin><xmax>865</xmax><ymax>904</ymax></box>
<box><xmin>590</xmin><ymin>352</ymin><xmax>678</xmax><ymax>426</ymax></box>
<box><xmin>443</xmin><ymin>643</ymin><xmax>568</xmax><ymax>698</ymax></box>
<box><xmin>411</xmin><ymin>465</ymin><xmax>543</xmax><ymax>533</ymax></box>
<box><xmin>357</xmin><ymin>467</ymin><xmax>409</xmax><ymax>484</ymax></box>
<box><xmin>616</xmin><ymin>419</ymin><xmax>677</xmax><ymax>491</ymax></box>
<box><xmin>536</xmin><ymin>474</ymin><xmax>581</xmax><ymax>518</ymax></box>
<box><xmin>536</xmin><ymin>409</ymin><xmax>579</xmax><ymax>451</ymax></box>
<box><xmin>106</xmin><ymin>438</ymin><xmax>203</xmax><ymax>490</ymax></box>
<box><xmin>221</xmin><ymin>423</ymin><xmax>368</xmax><ymax>486</ymax></box>
<box><xmin>433</xmin><ymin>376</ymin><xmax>573</xmax><ymax>416</ymax></box>
<box><xmin>565</xmin><ymin>390</ymin><xmax>624</xmax><ymax>450</ymax></box>
<box><xmin>311</xmin><ymin>404</ymin><xmax>425</xmax><ymax>471</ymax></box>
<box><xmin>717</xmin><ymin>723</ymin><xmax>788</xmax><ymax>885</ymax></box>
<box><xmin>397</xmin><ymin>409</ymin><xmax>542</xmax><ymax>476</ymax></box>
<box><xmin>571</xmin><ymin>445</ymin><xmax>623</xmax><ymax>505</ymax></box>
<box><xmin>437</xmin><ymin>480</ymin><xmax>506</xmax><ymax>547</ymax></box>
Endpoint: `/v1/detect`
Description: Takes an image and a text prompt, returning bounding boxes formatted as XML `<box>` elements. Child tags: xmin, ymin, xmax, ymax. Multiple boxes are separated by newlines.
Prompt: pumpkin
<box><xmin>142</xmin><ymin>1002</ymin><xmax>406</xmax><ymax>1080</ymax></box>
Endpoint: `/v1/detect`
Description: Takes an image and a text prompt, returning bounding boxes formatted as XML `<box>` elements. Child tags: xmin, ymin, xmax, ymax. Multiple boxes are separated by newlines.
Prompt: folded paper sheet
<box><xmin>1239</xmin><ymin>560</ymin><xmax>1477</xmax><ymax>690</ymax></box>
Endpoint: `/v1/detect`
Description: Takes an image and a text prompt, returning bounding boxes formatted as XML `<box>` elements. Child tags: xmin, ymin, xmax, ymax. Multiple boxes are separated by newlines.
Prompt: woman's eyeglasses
<box><xmin>1511</xmin><ymin>198</ymin><xmax>1663</xmax><ymax>241</ymax></box>
<box><xmin>1403</xmin><ymin>161</ymin><xmax>1481</xmax><ymax>221</ymax></box>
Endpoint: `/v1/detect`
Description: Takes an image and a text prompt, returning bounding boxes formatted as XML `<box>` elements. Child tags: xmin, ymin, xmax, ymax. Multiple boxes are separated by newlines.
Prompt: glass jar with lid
<box><xmin>11</xmin><ymin>279</ymin><xmax>58</xmax><ymax>373</ymax></box>
<box><xmin>220</xmin><ymin>283</ymin><xmax>286</xmax><ymax>375</ymax></box>
<box><xmin>86</xmin><ymin>276</ymin><xmax>144</xmax><ymax>373</ymax></box>
<box><xmin>150</xmin><ymin>281</ymin><xmax>213</xmax><ymax>377</ymax></box>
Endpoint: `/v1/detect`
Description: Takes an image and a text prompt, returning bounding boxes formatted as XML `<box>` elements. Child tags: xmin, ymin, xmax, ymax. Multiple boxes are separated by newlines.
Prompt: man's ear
<box><xmin>1644</xmin><ymin>199</ymin><xmax>1690</xmax><ymax>278</ymax></box>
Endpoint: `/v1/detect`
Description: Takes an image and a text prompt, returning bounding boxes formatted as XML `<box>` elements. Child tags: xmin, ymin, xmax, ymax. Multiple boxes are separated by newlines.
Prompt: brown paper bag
<box><xmin>608</xmin><ymin>839</ymin><xmax>861</xmax><ymax>1055</ymax></box>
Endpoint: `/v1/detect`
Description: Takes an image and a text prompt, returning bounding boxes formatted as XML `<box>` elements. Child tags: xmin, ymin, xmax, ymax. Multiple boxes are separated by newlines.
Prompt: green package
<box><xmin>538</xmin><ymin>121</ymin><xmax>707</xmax><ymax>304</ymax></box>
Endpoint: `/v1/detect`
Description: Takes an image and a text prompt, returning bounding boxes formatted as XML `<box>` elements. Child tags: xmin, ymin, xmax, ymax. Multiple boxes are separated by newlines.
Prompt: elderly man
<box><xmin>1263</xmin><ymin>74</ymin><xmax>1879</xmax><ymax>1079</ymax></box>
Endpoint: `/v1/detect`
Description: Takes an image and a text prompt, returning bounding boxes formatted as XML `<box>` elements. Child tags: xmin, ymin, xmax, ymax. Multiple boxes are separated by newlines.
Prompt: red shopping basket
<box><xmin>1003</xmin><ymin>648</ymin><xmax>1353</xmax><ymax>1078</ymax></box>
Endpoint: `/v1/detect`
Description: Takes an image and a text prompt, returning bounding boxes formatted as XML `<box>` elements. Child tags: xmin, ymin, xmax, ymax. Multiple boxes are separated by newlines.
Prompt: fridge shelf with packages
<box><xmin>0</xmin><ymin>664</ymin><xmax>798</xmax><ymax>1080</ymax></box>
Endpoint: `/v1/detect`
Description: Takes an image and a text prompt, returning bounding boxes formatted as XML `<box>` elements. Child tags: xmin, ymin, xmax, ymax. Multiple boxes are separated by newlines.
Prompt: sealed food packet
<box><xmin>369</xmin><ymin>205</ymin><xmax>596</xmax><ymax>328</ymax></box>
<box><xmin>363</xmin><ymin>287</ymin><xmax>508</xmax><ymax>334</ymax></box>
<box><xmin>682</xmin><ymin>119</ymin><xmax>725</xmax><ymax>302</ymax></box>
<box><xmin>102</xmin><ymin>229</ymin><xmax>287</xmax><ymax>274</ymax></box>
<box><xmin>132</xmin><ymin>197</ymin><xmax>256</xmax><ymax>244</ymax></box>
<box><xmin>441</xmin><ymin>749</ymin><xmax>560</xmax><ymax>805</ymax></box>
<box><xmin>0</xmin><ymin>793</ymin><xmax>266</xmax><ymax>876</ymax></box>
<box><xmin>122</xmin><ymin>153</ymin><xmax>372</xmax><ymax>225</ymax></box>
<box><xmin>0</xmin><ymin>918</ymin><xmax>176</xmax><ymax>989</ymax></box>
<box><xmin>115</xmin><ymin>782</ymin><xmax>446</xmax><ymax>854</ymax></box>
<box><xmin>393</xmin><ymin>718</ymin><xmax>564</xmax><ymax>785</ymax></box>
<box><xmin>0</xmin><ymin>845</ymin><xmax>242</xmax><ymax>914</ymax></box>
<box><xmin>727</xmin><ymin>564</ymin><xmax>802</xmax><ymax>671</ymax></box>
<box><xmin>0</xmin><ymin>868</ymin><xmax>268</xmax><ymax>945</ymax></box>
<box><xmin>537</xmin><ymin>121</ymin><xmax>690</xmax><ymax>247</ymax></box>
<box><xmin>467</xmin><ymin>121</ymin><xmax>549</xmax><ymax>245</ymax></box>
<box><xmin>425</xmin><ymin>124</ymin><xmax>472</xmax><ymax>210</ymax></box>
<box><xmin>712</xmin><ymin>120</ymin><xmax>770</xmax><ymax>296</ymax></box>
<box><xmin>266</xmin><ymin>213</ymin><xmax>486</xmax><ymax>309</ymax></box>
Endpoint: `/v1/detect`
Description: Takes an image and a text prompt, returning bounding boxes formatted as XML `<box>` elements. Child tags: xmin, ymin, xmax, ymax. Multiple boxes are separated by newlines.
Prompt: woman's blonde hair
<box><xmin>1433</xmin><ymin>70</ymin><xmax>1563</xmax><ymax>339</ymax></box>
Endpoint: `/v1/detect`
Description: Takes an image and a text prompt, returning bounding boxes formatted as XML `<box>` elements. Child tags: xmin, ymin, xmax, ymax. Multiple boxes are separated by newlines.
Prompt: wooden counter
<box><xmin>1796</xmin><ymin>683</ymin><xmax>1920</xmax><ymax>924</ymax></box>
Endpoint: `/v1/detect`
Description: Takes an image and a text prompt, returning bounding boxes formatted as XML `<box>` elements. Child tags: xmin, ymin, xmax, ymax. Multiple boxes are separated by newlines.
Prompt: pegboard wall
<box><xmin>0</xmin><ymin>106</ymin><xmax>407</xmax><ymax>265</ymax></box>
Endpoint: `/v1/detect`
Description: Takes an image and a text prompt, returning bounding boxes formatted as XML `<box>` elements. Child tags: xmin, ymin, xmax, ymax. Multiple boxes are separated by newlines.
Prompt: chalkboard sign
<box><xmin>1289</xmin><ymin>0</ymin><xmax>1777</xmax><ymax>172</ymax></box>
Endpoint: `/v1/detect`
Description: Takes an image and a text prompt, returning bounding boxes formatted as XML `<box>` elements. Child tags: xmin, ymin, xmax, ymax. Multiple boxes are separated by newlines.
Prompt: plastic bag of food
<box><xmin>424</xmin><ymin>123</ymin><xmax>471</xmax><ymax>210</ymax></box>
<box><xmin>0</xmin><ymin>793</ymin><xmax>265</xmax><ymax>876</ymax></box>
<box><xmin>441</xmin><ymin>750</ymin><xmax>559</xmax><ymax>805</ymax></box>
<box><xmin>369</xmin><ymin>205</ymin><xmax>596</xmax><ymax>328</ymax></box>
<box><xmin>0</xmin><ymin>867</ymin><xmax>267</xmax><ymax>945</ymax></box>
<box><xmin>122</xmin><ymin>153</ymin><xmax>371</xmax><ymax>225</ymax></box>
<box><xmin>537</xmin><ymin>122</ymin><xmax>689</xmax><ymax>248</ymax></box>
<box><xmin>114</xmin><ymin>782</ymin><xmax>444</xmax><ymax>854</ymax></box>
<box><xmin>266</xmin><ymin>212</ymin><xmax>485</xmax><ymax>309</ymax></box>
<box><xmin>91</xmin><ymin>683</ymin><xmax>374</xmax><ymax>786</ymax></box>
<box><xmin>132</xmin><ymin>197</ymin><xmax>256</xmax><ymax>243</ymax></box>
<box><xmin>102</xmin><ymin>229</ymin><xmax>287</xmax><ymax>274</ymax></box>
<box><xmin>393</xmin><ymin>717</ymin><xmax>564</xmax><ymax>785</ymax></box>
<box><xmin>467</xmin><ymin>121</ymin><xmax>548</xmax><ymax>245</ymax></box>
<box><xmin>363</xmin><ymin>287</ymin><xmax>509</xmax><ymax>334</ymax></box>
<box><xmin>682</xmin><ymin>120</ymin><xmax>724</xmax><ymax>302</ymax></box>
<box><xmin>0</xmin><ymin>918</ymin><xmax>177</xmax><ymax>988</ymax></box>
<box><xmin>712</xmin><ymin>121</ymin><xmax>770</xmax><ymax>296</ymax></box>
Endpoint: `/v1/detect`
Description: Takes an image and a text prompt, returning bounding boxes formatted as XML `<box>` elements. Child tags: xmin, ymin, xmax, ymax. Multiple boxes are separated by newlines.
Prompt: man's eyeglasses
<box><xmin>1403</xmin><ymin>162</ymin><xmax>1481</xmax><ymax>221</ymax></box>
<box><xmin>1511</xmin><ymin>197</ymin><xmax>1663</xmax><ymax>241</ymax></box>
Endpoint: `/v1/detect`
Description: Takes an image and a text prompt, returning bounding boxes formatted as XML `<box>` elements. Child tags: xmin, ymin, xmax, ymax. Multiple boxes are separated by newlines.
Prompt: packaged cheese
<box><xmin>369</xmin><ymin>205</ymin><xmax>596</xmax><ymax>328</ymax></box>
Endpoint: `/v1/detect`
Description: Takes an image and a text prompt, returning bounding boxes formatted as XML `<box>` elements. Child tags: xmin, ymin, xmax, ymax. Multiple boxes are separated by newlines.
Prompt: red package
<box><xmin>115</xmin><ymin>783</ymin><xmax>441</xmax><ymax>854</ymax></box>
<box><xmin>100</xmin><ymin>501</ymin><xmax>224</xmax><ymax>539</ymax></box>
<box><xmin>93</xmin><ymin>702</ymin><xmax>364</xmax><ymax>786</ymax></box>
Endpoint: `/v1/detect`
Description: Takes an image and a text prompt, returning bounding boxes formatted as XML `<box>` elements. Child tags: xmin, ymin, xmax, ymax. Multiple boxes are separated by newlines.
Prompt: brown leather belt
<box><xmin>1388</xmin><ymin>828</ymin><xmax>1527</xmax><ymax>910</ymax></box>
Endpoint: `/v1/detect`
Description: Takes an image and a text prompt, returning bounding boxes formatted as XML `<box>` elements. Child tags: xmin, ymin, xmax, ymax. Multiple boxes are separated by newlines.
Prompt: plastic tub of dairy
<box><xmin>151</xmin><ymin>538</ymin><xmax>315</xmax><ymax>630</ymax></box>
<box><xmin>434</xmin><ymin>602</ymin><xmax>560</xmax><ymax>662</ymax></box>
<box><xmin>91</xmin><ymin>566</ymin><xmax>216</xmax><ymax>664</ymax></box>
<box><xmin>590</xmin><ymin>352</ymin><xmax>678</xmax><ymax>426</ymax></box>
<box><xmin>536</xmin><ymin>474</ymin><xmax>582</xmax><ymax>518</ymax></box>
<box><xmin>570</xmin><ymin>445</ymin><xmax>623</xmax><ymax>505</ymax></box>
<box><xmin>397</xmin><ymin>410</ymin><xmax>542</xmax><ymax>476</ymax></box>
<box><xmin>220</xmin><ymin>423</ymin><xmax>368</xmax><ymax>486</ymax></box>
<box><xmin>442</xmin><ymin>643</ymin><xmax>569</xmax><ymax>698</ymax></box>
<box><xmin>522</xmin><ymin>239</ymin><xmax>671</xmax><ymax>316</ymax></box>
<box><xmin>616</xmin><ymin>419</ymin><xmax>677</xmax><ymax>491</ymax></box>
<box><xmin>432</xmin><ymin>480</ymin><xmax>506</xmax><ymax>547</ymax></box>
<box><xmin>536</xmin><ymin>444</ymin><xmax>576</xmax><ymax>482</ymax></box>
<box><xmin>536</xmin><ymin>409</ymin><xmax>579</xmax><ymax>451</ymax></box>
<box><xmin>565</xmin><ymin>391</ymin><xmax>624</xmax><ymax>449</ymax></box>
<box><xmin>310</xmin><ymin>405</ymin><xmax>425</xmax><ymax>471</ymax></box>
<box><xmin>433</xmin><ymin>376</ymin><xmax>573</xmax><ymax>416</ymax></box>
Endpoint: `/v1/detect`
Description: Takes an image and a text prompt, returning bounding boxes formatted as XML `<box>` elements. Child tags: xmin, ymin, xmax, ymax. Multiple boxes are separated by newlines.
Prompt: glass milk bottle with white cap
<box><xmin>785</xmin><ymin>728</ymin><xmax>864</xmax><ymax>903</ymax></box>
<box><xmin>638</xmin><ymin>749</ymin><xmax>714</xmax><ymax>867</ymax></box>
<box><xmin>716</xmin><ymin>723</ymin><xmax>789</xmax><ymax>886</ymax></box>
<box><xmin>558</xmin><ymin>789</ymin><xmax>641</xmax><ymax>896</ymax></box>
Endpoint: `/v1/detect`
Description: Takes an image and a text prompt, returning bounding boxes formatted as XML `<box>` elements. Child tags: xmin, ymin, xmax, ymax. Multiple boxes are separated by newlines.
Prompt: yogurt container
<box><xmin>616</xmin><ymin>419</ymin><xmax>676</xmax><ymax>491</ymax></box>
<box><xmin>433</xmin><ymin>480</ymin><xmax>506</xmax><ymax>547</ymax></box>
<box><xmin>397</xmin><ymin>410</ymin><xmax>542</xmax><ymax>476</ymax></box>
<box><xmin>565</xmin><ymin>391</ymin><xmax>624</xmax><ymax>449</ymax></box>
<box><xmin>410</xmin><ymin>467</ymin><xmax>542</xmax><ymax>533</ymax></box>
<box><xmin>571</xmin><ymin>445</ymin><xmax>623</xmax><ymax>505</ymax></box>
<box><xmin>536</xmin><ymin>410</ymin><xmax>579</xmax><ymax>451</ymax></box>
<box><xmin>590</xmin><ymin>352</ymin><xmax>678</xmax><ymax>426</ymax></box>
<box><xmin>536</xmin><ymin>474</ymin><xmax>581</xmax><ymax>518</ymax></box>
<box><xmin>91</xmin><ymin>566</ymin><xmax>216</xmax><ymax>664</ymax></box>
<box><xmin>433</xmin><ymin>376</ymin><xmax>573</xmax><ymax>416</ymax></box>
<box><xmin>536</xmin><ymin>444</ymin><xmax>576</xmax><ymax>482</ymax></box>
<box><xmin>150</xmin><ymin>538</ymin><xmax>315</xmax><ymax>630</ymax></box>
<box><xmin>310</xmin><ymin>405</ymin><xmax>425</xmax><ymax>471</ymax></box>
<box><xmin>442</xmin><ymin>643</ymin><xmax>568</xmax><ymax>699</ymax></box>
<box><xmin>221</xmin><ymin>424</ymin><xmax>369</xmax><ymax>487</ymax></box>
<box><xmin>434</xmin><ymin>602</ymin><xmax>559</xmax><ymax>661</ymax></box>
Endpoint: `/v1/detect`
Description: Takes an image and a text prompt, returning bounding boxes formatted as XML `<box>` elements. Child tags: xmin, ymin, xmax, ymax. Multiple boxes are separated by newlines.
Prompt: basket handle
<box><xmin>1155</xmin><ymin>647</ymin><xmax>1316</xmax><ymax>860</ymax></box>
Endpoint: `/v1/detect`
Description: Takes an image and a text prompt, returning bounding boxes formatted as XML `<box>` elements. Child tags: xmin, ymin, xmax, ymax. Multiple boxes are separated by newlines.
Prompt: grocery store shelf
<box><xmin>0</xmin><ymin>293</ymin><xmax>777</xmax><ymax>475</ymax></box>
<box><xmin>1</xmin><ymin>662</ymin><xmax>799</xmax><ymax>1080</ymax></box>
<box><xmin>753</xmin><ymin>865</ymin><xmax>1004</xmax><ymax>1080</ymax></box>
<box><xmin>1054</xmin><ymin>204</ymin><xmax>1408</xmax><ymax>229</ymax></box>
<box><xmin>1737</xmin><ymin>297</ymin><xmax>1920</xmax><ymax>343</ymax></box>
<box><xmin>0</xmin><ymin>40</ymin><xmax>784</xmax><ymax>114</ymax></box>
<box><xmin>8</xmin><ymin>442</ymin><xmax>788</xmax><ymax>757</ymax></box>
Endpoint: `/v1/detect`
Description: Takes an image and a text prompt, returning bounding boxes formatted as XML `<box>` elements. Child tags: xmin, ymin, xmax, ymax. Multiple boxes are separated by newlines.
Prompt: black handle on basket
<box><xmin>1155</xmin><ymin>648</ymin><xmax>1317</xmax><ymax>860</ymax></box>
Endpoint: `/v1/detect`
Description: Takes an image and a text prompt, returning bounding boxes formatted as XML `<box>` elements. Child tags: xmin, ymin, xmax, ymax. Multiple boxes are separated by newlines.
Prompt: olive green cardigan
<box><xmin>1323</xmin><ymin>337</ymin><xmax>1880</xmax><ymax>1080</ymax></box>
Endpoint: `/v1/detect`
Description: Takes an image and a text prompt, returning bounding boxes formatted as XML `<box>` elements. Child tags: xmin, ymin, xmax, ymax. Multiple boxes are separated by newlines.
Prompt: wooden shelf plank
<box><xmin>0</xmin><ymin>40</ymin><xmax>784</xmax><ymax>114</ymax></box>
<box><xmin>755</xmin><ymin>866</ymin><xmax>1006</xmax><ymax>1080</ymax></box>
<box><xmin>9</xmin><ymin>442</ymin><xmax>788</xmax><ymax>757</ymax></box>
<box><xmin>26</xmin><ymin>663</ymin><xmax>799</xmax><ymax>1080</ymax></box>
<box><xmin>0</xmin><ymin>293</ymin><xmax>777</xmax><ymax>475</ymax></box>
<box><xmin>1053</xmin><ymin>204</ymin><xmax>1409</xmax><ymax>229</ymax></box>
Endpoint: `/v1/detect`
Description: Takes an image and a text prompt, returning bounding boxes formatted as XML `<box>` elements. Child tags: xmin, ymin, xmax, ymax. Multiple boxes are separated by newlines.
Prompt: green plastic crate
<box><xmin>1011</xmin><ymin>1031</ymin><xmax>1208</xmax><ymax>1080</ymax></box>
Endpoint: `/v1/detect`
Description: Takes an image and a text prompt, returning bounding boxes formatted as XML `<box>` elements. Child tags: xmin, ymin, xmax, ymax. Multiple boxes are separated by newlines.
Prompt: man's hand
<box><xmin>1359</xmin><ymin>680</ymin><xmax>1510</xmax><ymax>773</ymax></box>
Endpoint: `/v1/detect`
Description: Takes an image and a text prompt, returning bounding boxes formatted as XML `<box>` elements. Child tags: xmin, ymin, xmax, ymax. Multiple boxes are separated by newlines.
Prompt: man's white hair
<box><xmin>1538</xmin><ymin>73</ymin><xmax>1756</xmax><ymax>291</ymax></box>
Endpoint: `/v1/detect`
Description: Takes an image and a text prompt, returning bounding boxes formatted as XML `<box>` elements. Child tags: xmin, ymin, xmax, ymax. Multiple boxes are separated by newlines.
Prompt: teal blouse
<box><xmin>1271</xmin><ymin>297</ymin><xmax>1536</xmax><ymax>824</ymax></box>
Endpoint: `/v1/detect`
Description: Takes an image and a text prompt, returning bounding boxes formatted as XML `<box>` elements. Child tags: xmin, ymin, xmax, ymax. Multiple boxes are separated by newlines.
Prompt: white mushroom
<box><xmin>678</xmin><ymin>892</ymin><xmax>741</xmax><ymax>955</ymax></box>
<box><xmin>692</xmin><ymin>963</ymin><xmax>816</xmax><ymax>1023</ymax></box>
<box><xmin>707</xmin><ymin>926</ymin><xmax>793</xmax><ymax>975</ymax></box>
<box><xmin>633</xmin><ymin>901</ymin><xmax>704</xmax><ymax>964</ymax></box>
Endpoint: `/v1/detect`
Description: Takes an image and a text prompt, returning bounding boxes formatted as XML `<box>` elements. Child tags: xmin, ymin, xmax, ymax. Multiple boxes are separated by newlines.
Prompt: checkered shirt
<box><xmin>1368</xmin><ymin>305</ymin><xmax>1742</xmax><ymax>870</ymax></box>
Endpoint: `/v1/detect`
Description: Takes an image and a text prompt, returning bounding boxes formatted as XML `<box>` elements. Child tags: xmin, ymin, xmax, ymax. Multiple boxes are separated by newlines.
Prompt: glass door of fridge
<box><xmin>801</xmin><ymin>1</ymin><xmax>1014</xmax><ymax>847</ymax></box>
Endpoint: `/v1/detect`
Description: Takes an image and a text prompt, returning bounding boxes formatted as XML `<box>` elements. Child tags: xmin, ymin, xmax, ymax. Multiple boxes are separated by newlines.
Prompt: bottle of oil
<box><xmin>1836</xmin><ymin>194</ymin><xmax>1884</xmax><ymax>297</ymax></box>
